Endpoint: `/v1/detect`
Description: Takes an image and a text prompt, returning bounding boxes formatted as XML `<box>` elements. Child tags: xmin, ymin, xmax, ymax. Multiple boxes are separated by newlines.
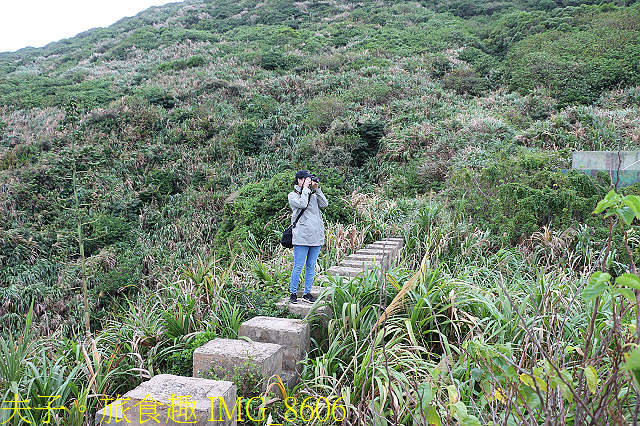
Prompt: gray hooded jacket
<box><xmin>288</xmin><ymin>185</ymin><xmax>328</xmax><ymax>246</ymax></box>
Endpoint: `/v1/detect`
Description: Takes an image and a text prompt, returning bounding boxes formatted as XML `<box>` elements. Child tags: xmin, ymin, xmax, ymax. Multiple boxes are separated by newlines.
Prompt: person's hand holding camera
<box><xmin>303</xmin><ymin>177</ymin><xmax>312</xmax><ymax>189</ymax></box>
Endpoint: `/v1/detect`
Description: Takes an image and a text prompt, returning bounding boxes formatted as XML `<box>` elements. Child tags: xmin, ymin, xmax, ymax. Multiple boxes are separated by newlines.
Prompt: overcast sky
<box><xmin>0</xmin><ymin>0</ymin><xmax>184</xmax><ymax>53</ymax></box>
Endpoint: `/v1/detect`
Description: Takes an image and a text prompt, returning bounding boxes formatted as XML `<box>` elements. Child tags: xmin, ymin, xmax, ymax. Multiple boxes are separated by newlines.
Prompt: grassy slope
<box><xmin>0</xmin><ymin>0</ymin><xmax>638</xmax><ymax>336</ymax></box>
<box><xmin>2</xmin><ymin>0</ymin><xmax>640</xmax><ymax>424</ymax></box>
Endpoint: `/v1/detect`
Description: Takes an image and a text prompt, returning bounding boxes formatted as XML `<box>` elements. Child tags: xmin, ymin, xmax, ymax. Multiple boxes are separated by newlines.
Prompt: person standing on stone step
<box><xmin>288</xmin><ymin>170</ymin><xmax>328</xmax><ymax>304</ymax></box>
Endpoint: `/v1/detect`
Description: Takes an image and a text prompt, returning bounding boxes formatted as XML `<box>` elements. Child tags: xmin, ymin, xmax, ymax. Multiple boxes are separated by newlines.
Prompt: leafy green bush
<box><xmin>0</xmin><ymin>75</ymin><xmax>118</xmax><ymax>109</ymax></box>
<box><xmin>351</xmin><ymin>121</ymin><xmax>385</xmax><ymax>167</ymax></box>
<box><xmin>304</xmin><ymin>95</ymin><xmax>346</xmax><ymax>132</ymax></box>
<box><xmin>214</xmin><ymin>171</ymin><xmax>355</xmax><ymax>259</ymax></box>
<box><xmin>139</xmin><ymin>169</ymin><xmax>181</xmax><ymax>203</ymax></box>
<box><xmin>506</xmin><ymin>8</ymin><xmax>640</xmax><ymax>105</ymax></box>
<box><xmin>442</xmin><ymin>67</ymin><xmax>489</xmax><ymax>96</ymax></box>
<box><xmin>260</xmin><ymin>50</ymin><xmax>290</xmax><ymax>70</ymax></box>
<box><xmin>158</xmin><ymin>55</ymin><xmax>207</xmax><ymax>72</ymax></box>
<box><xmin>92</xmin><ymin>248</ymin><xmax>142</xmax><ymax>302</ymax></box>
<box><xmin>84</xmin><ymin>215</ymin><xmax>134</xmax><ymax>256</ymax></box>
<box><xmin>343</xmin><ymin>79</ymin><xmax>392</xmax><ymax>106</ymax></box>
<box><xmin>446</xmin><ymin>151</ymin><xmax>607</xmax><ymax>244</ymax></box>
<box><xmin>382</xmin><ymin>159</ymin><xmax>437</xmax><ymax>197</ymax></box>
<box><xmin>164</xmin><ymin>330</ymin><xmax>218</xmax><ymax>376</ymax></box>
<box><xmin>140</xmin><ymin>86</ymin><xmax>176</xmax><ymax>109</ymax></box>
<box><xmin>458</xmin><ymin>46</ymin><xmax>502</xmax><ymax>80</ymax></box>
<box><xmin>240</xmin><ymin>94</ymin><xmax>278</xmax><ymax>120</ymax></box>
<box><xmin>234</xmin><ymin>121</ymin><xmax>273</xmax><ymax>155</ymax></box>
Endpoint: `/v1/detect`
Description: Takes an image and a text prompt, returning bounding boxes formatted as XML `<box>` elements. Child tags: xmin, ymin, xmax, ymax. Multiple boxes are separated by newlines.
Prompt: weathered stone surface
<box><xmin>379</xmin><ymin>237</ymin><xmax>405</xmax><ymax>244</ymax></box>
<box><xmin>339</xmin><ymin>259</ymin><xmax>381</xmax><ymax>269</ymax></box>
<box><xmin>345</xmin><ymin>253</ymin><xmax>385</xmax><ymax>261</ymax></box>
<box><xmin>365</xmin><ymin>243</ymin><xmax>398</xmax><ymax>251</ymax></box>
<box><xmin>366</xmin><ymin>244</ymin><xmax>402</xmax><ymax>256</ymax></box>
<box><xmin>325</xmin><ymin>266</ymin><xmax>364</xmax><ymax>277</ymax></box>
<box><xmin>238</xmin><ymin>317</ymin><xmax>310</xmax><ymax>373</ymax></box>
<box><xmin>275</xmin><ymin>298</ymin><xmax>332</xmax><ymax>319</ymax></box>
<box><xmin>280</xmin><ymin>370</ymin><xmax>299</xmax><ymax>389</ymax></box>
<box><xmin>95</xmin><ymin>374</ymin><xmax>237</xmax><ymax>426</ymax></box>
<box><xmin>367</xmin><ymin>240</ymin><xmax>403</xmax><ymax>247</ymax></box>
<box><xmin>193</xmin><ymin>338</ymin><xmax>282</xmax><ymax>391</ymax></box>
<box><xmin>363</xmin><ymin>246</ymin><xmax>400</xmax><ymax>265</ymax></box>
<box><xmin>294</xmin><ymin>285</ymin><xmax>329</xmax><ymax>299</ymax></box>
<box><xmin>353</xmin><ymin>249</ymin><xmax>395</xmax><ymax>268</ymax></box>
<box><xmin>356</xmin><ymin>248</ymin><xmax>395</xmax><ymax>256</ymax></box>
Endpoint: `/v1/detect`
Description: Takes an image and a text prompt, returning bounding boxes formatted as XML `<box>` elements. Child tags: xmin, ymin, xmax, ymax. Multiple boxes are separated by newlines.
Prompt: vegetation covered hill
<box><xmin>1</xmin><ymin>0</ymin><xmax>640</xmax><ymax>424</ymax></box>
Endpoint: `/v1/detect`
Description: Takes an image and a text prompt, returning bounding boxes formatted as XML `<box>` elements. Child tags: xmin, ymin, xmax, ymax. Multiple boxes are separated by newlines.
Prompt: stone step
<box><xmin>280</xmin><ymin>370</ymin><xmax>299</xmax><ymax>389</ymax></box>
<box><xmin>366</xmin><ymin>239</ymin><xmax>404</xmax><ymax>255</ymax></box>
<box><xmin>346</xmin><ymin>253</ymin><xmax>392</xmax><ymax>269</ymax></box>
<box><xmin>325</xmin><ymin>265</ymin><xmax>365</xmax><ymax>278</ymax></box>
<box><xmin>294</xmin><ymin>285</ymin><xmax>330</xmax><ymax>300</ymax></box>
<box><xmin>345</xmin><ymin>253</ymin><xmax>385</xmax><ymax>261</ymax></box>
<box><xmin>275</xmin><ymin>298</ymin><xmax>332</xmax><ymax>319</ymax></box>
<box><xmin>366</xmin><ymin>244</ymin><xmax>402</xmax><ymax>254</ymax></box>
<box><xmin>95</xmin><ymin>374</ymin><xmax>237</xmax><ymax>425</ymax></box>
<box><xmin>368</xmin><ymin>238</ymin><xmax>403</xmax><ymax>247</ymax></box>
<box><xmin>354</xmin><ymin>249</ymin><xmax>398</xmax><ymax>268</ymax></box>
<box><xmin>238</xmin><ymin>316</ymin><xmax>310</xmax><ymax>374</ymax></box>
<box><xmin>355</xmin><ymin>248</ymin><xmax>395</xmax><ymax>256</ymax></box>
<box><xmin>379</xmin><ymin>237</ymin><xmax>405</xmax><ymax>244</ymax></box>
<box><xmin>193</xmin><ymin>338</ymin><xmax>282</xmax><ymax>391</ymax></box>
<box><xmin>339</xmin><ymin>259</ymin><xmax>381</xmax><ymax>269</ymax></box>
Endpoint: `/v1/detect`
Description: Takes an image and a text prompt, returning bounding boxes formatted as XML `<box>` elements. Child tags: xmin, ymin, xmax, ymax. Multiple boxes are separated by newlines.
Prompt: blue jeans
<box><xmin>290</xmin><ymin>245</ymin><xmax>321</xmax><ymax>295</ymax></box>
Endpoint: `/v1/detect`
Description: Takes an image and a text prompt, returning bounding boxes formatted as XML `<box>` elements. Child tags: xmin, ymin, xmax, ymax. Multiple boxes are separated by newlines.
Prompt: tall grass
<box><xmin>296</xmin><ymin>195</ymin><xmax>640</xmax><ymax>424</ymax></box>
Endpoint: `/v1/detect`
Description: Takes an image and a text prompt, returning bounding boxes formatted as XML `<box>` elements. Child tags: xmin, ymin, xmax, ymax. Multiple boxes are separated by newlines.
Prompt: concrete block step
<box><xmin>366</xmin><ymin>244</ymin><xmax>402</xmax><ymax>253</ymax></box>
<box><xmin>294</xmin><ymin>285</ymin><xmax>331</xmax><ymax>300</ymax></box>
<box><xmin>339</xmin><ymin>259</ymin><xmax>381</xmax><ymax>269</ymax></box>
<box><xmin>356</xmin><ymin>248</ymin><xmax>394</xmax><ymax>256</ymax></box>
<box><xmin>348</xmin><ymin>251</ymin><xmax>392</xmax><ymax>269</ymax></box>
<box><xmin>379</xmin><ymin>237</ymin><xmax>405</xmax><ymax>244</ymax></box>
<box><xmin>95</xmin><ymin>374</ymin><xmax>237</xmax><ymax>425</ymax></box>
<box><xmin>368</xmin><ymin>238</ymin><xmax>403</xmax><ymax>246</ymax></box>
<box><xmin>280</xmin><ymin>370</ymin><xmax>299</xmax><ymax>389</ymax></box>
<box><xmin>275</xmin><ymin>298</ymin><xmax>332</xmax><ymax>319</ymax></box>
<box><xmin>193</xmin><ymin>338</ymin><xmax>282</xmax><ymax>391</ymax></box>
<box><xmin>325</xmin><ymin>266</ymin><xmax>364</xmax><ymax>278</ymax></box>
<box><xmin>239</xmin><ymin>317</ymin><xmax>310</xmax><ymax>374</ymax></box>
<box><xmin>345</xmin><ymin>253</ymin><xmax>385</xmax><ymax>261</ymax></box>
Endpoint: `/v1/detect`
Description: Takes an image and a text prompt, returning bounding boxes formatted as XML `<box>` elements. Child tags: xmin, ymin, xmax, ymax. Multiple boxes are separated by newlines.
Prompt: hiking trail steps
<box><xmin>95</xmin><ymin>237</ymin><xmax>404</xmax><ymax>425</ymax></box>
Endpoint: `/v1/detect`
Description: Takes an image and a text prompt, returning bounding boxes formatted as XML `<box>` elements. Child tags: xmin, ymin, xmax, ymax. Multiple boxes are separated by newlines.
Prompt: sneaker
<box><xmin>289</xmin><ymin>293</ymin><xmax>297</xmax><ymax>304</ymax></box>
<box><xmin>301</xmin><ymin>293</ymin><xmax>316</xmax><ymax>304</ymax></box>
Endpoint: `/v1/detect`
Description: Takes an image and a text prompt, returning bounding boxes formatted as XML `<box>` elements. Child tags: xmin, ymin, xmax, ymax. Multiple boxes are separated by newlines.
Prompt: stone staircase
<box><xmin>275</xmin><ymin>237</ymin><xmax>404</xmax><ymax>318</ymax></box>
<box><xmin>95</xmin><ymin>237</ymin><xmax>404</xmax><ymax>426</ymax></box>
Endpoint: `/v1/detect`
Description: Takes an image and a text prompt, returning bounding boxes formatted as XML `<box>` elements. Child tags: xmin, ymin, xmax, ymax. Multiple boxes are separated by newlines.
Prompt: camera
<box><xmin>310</xmin><ymin>174</ymin><xmax>320</xmax><ymax>183</ymax></box>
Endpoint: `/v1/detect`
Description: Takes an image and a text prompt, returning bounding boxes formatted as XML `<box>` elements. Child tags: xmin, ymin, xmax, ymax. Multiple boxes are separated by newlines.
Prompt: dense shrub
<box><xmin>442</xmin><ymin>67</ymin><xmax>489</xmax><ymax>96</ymax></box>
<box><xmin>158</xmin><ymin>55</ymin><xmax>207</xmax><ymax>72</ymax></box>
<box><xmin>506</xmin><ymin>8</ymin><xmax>640</xmax><ymax>104</ymax></box>
<box><xmin>84</xmin><ymin>215</ymin><xmax>135</xmax><ymax>256</ymax></box>
<box><xmin>0</xmin><ymin>76</ymin><xmax>118</xmax><ymax>109</ymax></box>
<box><xmin>214</xmin><ymin>171</ymin><xmax>356</xmax><ymax>259</ymax></box>
<box><xmin>141</xmin><ymin>86</ymin><xmax>176</xmax><ymax>109</ymax></box>
<box><xmin>446</xmin><ymin>152</ymin><xmax>608</xmax><ymax>244</ymax></box>
<box><xmin>458</xmin><ymin>46</ymin><xmax>503</xmax><ymax>81</ymax></box>
<box><xmin>304</xmin><ymin>95</ymin><xmax>346</xmax><ymax>132</ymax></box>
<box><xmin>240</xmin><ymin>94</ymin><xmax>278</xmax><ymax>120</ymax></box>
<box><xmin>139</xmin><ymin>170</ymin><xmax>181</xmax><ymax>203</ymax></box>
<box><xmin>234</xmin><ymin>121</ymin><xmax>273</xmax><ymax>155</ymax></box>
<box><xmin>260</xmin><ymin>50</ymin><xmax>291</xmax><ymax>70</ymax></box>
<box><xmin>351</xmin><ymin>121</ymin><xmax>385</xmax><ymax>167</ymax></box>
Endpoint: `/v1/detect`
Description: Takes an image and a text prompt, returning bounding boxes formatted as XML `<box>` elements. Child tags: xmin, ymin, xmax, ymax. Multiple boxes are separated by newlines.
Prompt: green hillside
<box><xmin>1</xmin><ymin>0</ymin><xmax>640</xmax><ymax>424</ymax></box>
